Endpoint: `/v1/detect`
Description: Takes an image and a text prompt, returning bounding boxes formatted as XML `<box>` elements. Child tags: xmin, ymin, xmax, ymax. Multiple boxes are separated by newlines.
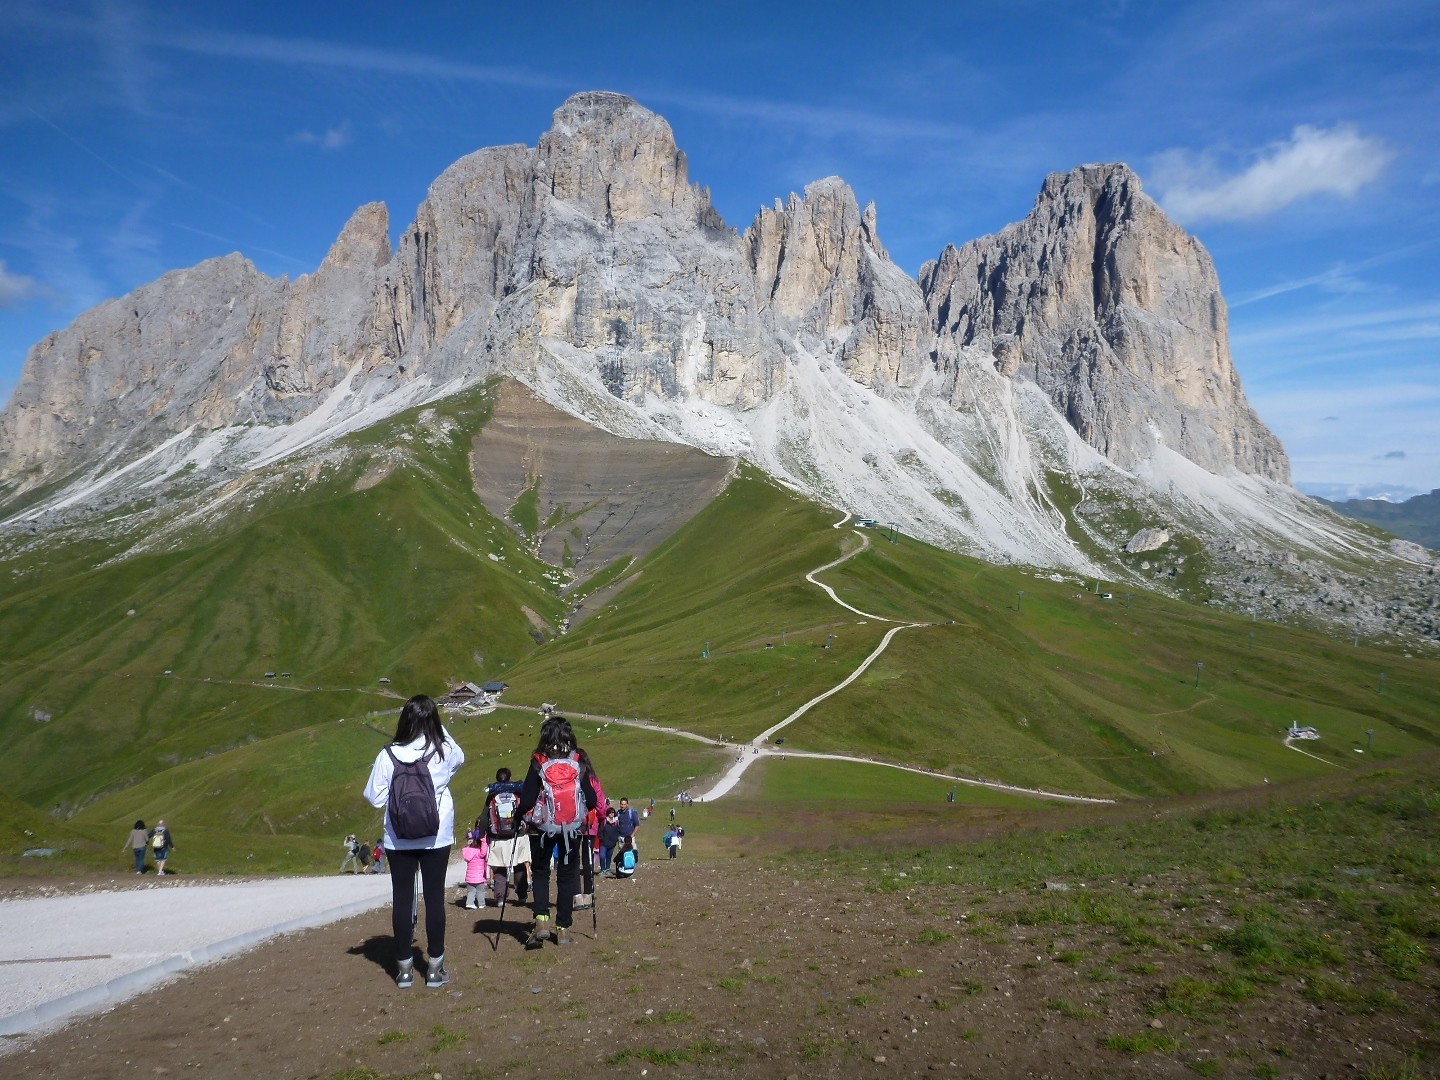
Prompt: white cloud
<box><xmin>1152</xmin><ymin>124</ymin><xmax>1394</xmax><ymax>223</ymax></box>
<box><xmin>290</xmin><ymin>122</ymin><xmax>352</xmax><ymax>151</ymax></box>
<box><xmin>0</xmin><ymin>259</ymin><xmax>43</xmax><ymax>308</ymax></box>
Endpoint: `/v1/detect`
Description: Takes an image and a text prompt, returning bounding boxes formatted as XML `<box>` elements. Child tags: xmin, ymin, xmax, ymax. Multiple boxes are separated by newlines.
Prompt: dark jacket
<box><xmin>598</xmin><ymin>820</ymin><xmax>621</xmax><ymax>848</ymax></box>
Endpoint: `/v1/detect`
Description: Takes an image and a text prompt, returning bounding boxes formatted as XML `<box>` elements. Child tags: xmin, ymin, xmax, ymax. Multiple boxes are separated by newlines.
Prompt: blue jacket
<box><xmin>615</xmin><ymin>806</ymin><xmax>639</xmax><ymax>838</ymax></box>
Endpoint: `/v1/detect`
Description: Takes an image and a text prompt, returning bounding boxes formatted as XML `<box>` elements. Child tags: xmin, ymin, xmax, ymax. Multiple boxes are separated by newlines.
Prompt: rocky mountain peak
<box><xmin>318</xmin><ymin>202</ymin><xmax>391</xmax><ymax>273</ymax></box>
<box><xmin>920</xmin><ymin>162</ymin><xmax>1290</xmax><ymax>482</ymax></box>
<box><xmin>536</xmin><ymin>91</ymin><xmax>706</xmax><ymax>224</ymax></box>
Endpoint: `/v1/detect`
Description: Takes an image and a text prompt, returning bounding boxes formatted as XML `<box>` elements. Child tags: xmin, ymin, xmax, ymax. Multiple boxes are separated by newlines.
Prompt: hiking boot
<box><xmin>553</xmin><ymin>923</ymin><xmax>575</xmax><ymax>946</ymax></box>
<box><xmin>395</xmin><ymin>958</ymin><xmax>414</xmax><ymax>989</ymax></box>
<box><xmin>425</xmin><ymin>955</ymin><xmax>449</xmax><ymax>988</ymax></box>
<box><xmin>524</xmin><ymin>915</ymin><xmax>550</xmax><ymax>950</ymax></box>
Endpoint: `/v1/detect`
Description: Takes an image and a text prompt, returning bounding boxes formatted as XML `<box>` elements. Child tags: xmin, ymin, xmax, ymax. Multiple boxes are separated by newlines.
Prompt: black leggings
<box><xmin>385</xmin><ymin>845</ymin><xmax>451</xmax><ymax>962</ymax></box>
<box><xmin>530</xmin><ymin>833</ymin><xmax>581</xmax><ymax>929</ymax></box>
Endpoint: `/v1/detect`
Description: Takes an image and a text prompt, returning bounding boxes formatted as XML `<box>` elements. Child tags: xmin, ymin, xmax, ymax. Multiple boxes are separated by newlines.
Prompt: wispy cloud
<box><xmin>170</xmin><ymin>223</ymin><xmax>310</xmax><ymax>269</ymax></box>
<box><xmin>130</xmin><ymin>23</ymin><xmax>982</xmax><ymax>150</ymax></box>
<box><xmin>1231</xmin><ymin>302</ymin><xmax>1440</xmax><ymax>348</ymax></box>
<box><xmin>290</xmin><ymin>122</ymin><xmax>352</xmax><ymax>151</ymax></box>
<box><xmin>1231</xmin><ymin>238</ymin><xmax>1437</xmax><ymax>307</ymax></box>
<box><xmin>1151</xmin><ymin>124</ymin><xmax>1394</xmax><ymax>223</ymax></box>
<box><xmin>0</xmin><ymin>259</ymin><xmax>46</xmax><ymax>308</ymax></box>
<box><xmin>152</xmin><ymin>25</ymin><xmax>569</xmax><ymax>92</ymax></box>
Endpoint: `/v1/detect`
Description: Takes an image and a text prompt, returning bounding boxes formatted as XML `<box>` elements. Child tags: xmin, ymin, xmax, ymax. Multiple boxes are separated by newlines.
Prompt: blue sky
<box><xmin>1</xmin><ymin>1</ymin><xmax>1436</xmax><ymax>499</ymax></box>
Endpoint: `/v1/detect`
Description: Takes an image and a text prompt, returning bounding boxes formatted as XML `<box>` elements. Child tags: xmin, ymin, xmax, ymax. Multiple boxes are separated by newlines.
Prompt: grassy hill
<box><xmin>3</xmin><ymin>389</ymin><xmax>1440</xmax><ymax>879</ymax></box>
<box><xmin>503</xmin><ymin>471</ymin><xmax>1440</xmax><ymax>798</ymax></box>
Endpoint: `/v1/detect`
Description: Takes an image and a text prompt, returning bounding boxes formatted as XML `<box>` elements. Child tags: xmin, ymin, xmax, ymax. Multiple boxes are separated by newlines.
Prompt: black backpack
<box><xmin>385</xmin><ymin>748</ymin><xmax>439</xmax><ymax>840</ymax></box>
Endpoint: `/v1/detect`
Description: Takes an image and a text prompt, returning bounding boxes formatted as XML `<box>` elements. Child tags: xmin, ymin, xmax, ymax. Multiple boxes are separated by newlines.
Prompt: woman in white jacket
<box><xmin>363</xmin><ymin>694</ymin><xmax>464</xmax><ymax>989</ymax></box>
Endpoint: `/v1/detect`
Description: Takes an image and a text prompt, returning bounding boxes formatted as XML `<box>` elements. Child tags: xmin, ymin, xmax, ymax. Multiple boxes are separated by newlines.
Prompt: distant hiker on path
<box><xmin>124</xmin><ymin>820</ymin><xmax>149</xmax><ymax>875</ymax></box>
<box><xmin>148</xmin><ymin>820</ymin><xmax>174</xmax><ymax>875</ymax></box>
<box><xmin>363</xmin><ymin>694</ymin><xmax>465</xmax><ymax>990</ymax></box>
<box><xmin>370</xmin><ymin>839</ymin><xmax>386</xmax><ymax>874</ymax></box>
<box><xmin>517</xmin><ymin>715</ymin><xmax>600</xmax><ymax>948</ymax></box>
<box><xmin>340</xmin><ymin>834</ymin><xmax>365</xmax><ymax>874</ymax></box>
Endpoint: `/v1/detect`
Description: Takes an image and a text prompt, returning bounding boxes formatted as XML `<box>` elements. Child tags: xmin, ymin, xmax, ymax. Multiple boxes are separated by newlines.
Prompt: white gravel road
<box><xmin>0</xmin><ymin>862</ymin><xmax>462</xmax><ymax>1046</ymax></box>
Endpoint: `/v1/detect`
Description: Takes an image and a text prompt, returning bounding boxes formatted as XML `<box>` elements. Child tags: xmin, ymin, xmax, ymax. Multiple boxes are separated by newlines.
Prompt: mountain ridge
<box><xmin>1</xmin><ymin>91</ymin><xmax>1435</xmax><ymax>645</ymax></box>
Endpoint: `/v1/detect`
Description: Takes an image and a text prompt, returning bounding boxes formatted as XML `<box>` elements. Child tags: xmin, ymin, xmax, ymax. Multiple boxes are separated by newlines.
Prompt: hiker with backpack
<box><xmin>148</xmin><ymin>819</ymin><xmax>175</xmax><ymax>875</ymax></box>
<box><xmin>516</xmin><ymin>715</ymin><xmax>600</xmax><ymax>948</ymax></box>
<box><xmin>362</xmin><ymin>694</ymin><xmax>465</xmax><ymax>990</ymax></box>
<box><xmin>340</xmin><ymin>834</ymin><xmax>365</xmax><ymax>874</ymax></box>
<box><xmin>482</xmin><ymin>767</ymin><xmax>530</xmax><ymax>906</ymax></box>
<box><xmin>615</xmin><ymin>796</ymin><xmax>640</xmax><ymax>859</ymax></box>
<box><xmin>613</xmin><ymin>835</ymin><xmax>637</xmax><ymax>879</ymax></box>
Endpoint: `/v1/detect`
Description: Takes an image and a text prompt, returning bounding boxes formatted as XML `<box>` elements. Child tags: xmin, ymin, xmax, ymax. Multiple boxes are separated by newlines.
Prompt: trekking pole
<box><xmin>492</xmin><ymin>835</ymin><xmax>521</xmax><ymax>952</ymax></box>
<box><xmin>583</xmin><ymin>833</ymin><xmax>599</xmax><ymax>939</ymax></box>
<box><xmin>591</xmin><ymin>849</ymin><xmax>600</xmax><ymax>940</ymax></box>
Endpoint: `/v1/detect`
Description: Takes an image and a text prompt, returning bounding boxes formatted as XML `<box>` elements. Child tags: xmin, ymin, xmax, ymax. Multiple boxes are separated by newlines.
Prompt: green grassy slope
<box><xmin>0</xmin><ymin>386</ymin><xmax>562</xmax><ymax>816</ymax></box>
<box><xmin>4</xmin><ymin>414</ymin><xmax>1440</xmax><ymax>879</ymax></box>
<box><xmin>503</xmin><ymin>472</ymin><xmax>1440</xmax><ymax>799</ymax></box>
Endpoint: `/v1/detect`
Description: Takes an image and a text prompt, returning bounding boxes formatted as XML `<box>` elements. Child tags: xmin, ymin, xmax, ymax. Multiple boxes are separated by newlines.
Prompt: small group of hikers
<box><xmin>122</xmin><ymin>818</ymin><xmax>174</xmax><ymax>875</ymax></box>
<box><xmin>363</xmin><ymin>694</ymin><xmax>639</xmax><ymax>990</ymax></box>
<box><xmin>339</xmin><ymin>834</ymin><xmax>386</xmax><ymax>874</ymax></box>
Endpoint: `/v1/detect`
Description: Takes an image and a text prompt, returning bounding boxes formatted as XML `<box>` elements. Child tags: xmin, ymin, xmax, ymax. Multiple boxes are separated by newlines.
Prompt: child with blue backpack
<box><xmin>613</xmin><ymin>835</ymin><xmax>637</xmax><ymax>878</ymax></box>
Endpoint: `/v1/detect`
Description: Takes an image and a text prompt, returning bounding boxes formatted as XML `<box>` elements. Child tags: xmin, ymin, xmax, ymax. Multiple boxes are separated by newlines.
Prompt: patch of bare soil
<box><xmin>8</xmin><ymin>855</ymin><xmax>1434</xmax><ymax>1079</ymax></box>
<box><xmin>469</xmin><ymin>379</ymin><xmax>733</xmax><ymax>613</ymax></box>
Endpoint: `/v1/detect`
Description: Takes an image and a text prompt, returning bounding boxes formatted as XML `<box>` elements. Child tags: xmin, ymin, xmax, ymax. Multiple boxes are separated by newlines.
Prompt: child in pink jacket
<box><xmin>462</xmin><ymin>829</ymin><xmax>489</xmax><ymax>909</ymax></box>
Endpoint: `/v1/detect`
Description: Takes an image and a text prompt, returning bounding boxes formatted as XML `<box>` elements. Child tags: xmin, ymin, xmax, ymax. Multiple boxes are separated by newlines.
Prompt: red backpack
<box><xmin>526</xmin><ymin>751</ymin><xmax>587</xmax><ymax>839</ymax></box>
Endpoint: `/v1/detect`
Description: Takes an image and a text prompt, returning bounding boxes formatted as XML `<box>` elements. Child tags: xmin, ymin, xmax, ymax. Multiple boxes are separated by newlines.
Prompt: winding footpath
<box><xmin>531</xmin><ymin>513</ymin><xmax>1113</xmax><ymax>807</ymax></box>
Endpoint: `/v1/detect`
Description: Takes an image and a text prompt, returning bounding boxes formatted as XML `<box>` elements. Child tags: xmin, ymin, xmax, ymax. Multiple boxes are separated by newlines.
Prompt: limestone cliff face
<box><xmin>745</xmin><ymin>178</ymin><xmax>929</xmax><ymax>388</ymax></box>
<box><xmin>0</xmin><ymin>255</ymin><xmax>282</xmax><ymax>481</ymax></box>
<box><xmin>920</xmin><ymin>164</ymin><xmax>1289</xmax><ymax>481</ymax></box>
<box><xmin>504</xmin><ymin>92</ymin><xmax>773</xmax><ymax>407</ymax></box>
<box><xmin>266</xmin><ymin>201</ymin><xmax>396</xmax><ymax>398</ymax></box>
<box><xmin>0</xmin><ymin>95</ymin><xmax>1288</xmax><ymax>506</ymax></box>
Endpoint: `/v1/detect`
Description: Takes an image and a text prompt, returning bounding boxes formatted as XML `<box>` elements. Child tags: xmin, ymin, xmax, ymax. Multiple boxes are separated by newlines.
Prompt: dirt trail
<box><xmin>11</xmin><ymin>855</ymin><xmax>1428</xmax><ymax>1079</ymax></box>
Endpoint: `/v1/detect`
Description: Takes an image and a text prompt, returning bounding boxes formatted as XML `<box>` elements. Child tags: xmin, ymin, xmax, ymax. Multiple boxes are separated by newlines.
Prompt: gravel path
<box><xmin>0</xmin><ymin>863</ymin><xmax>461</xmax><ymax>1044</ymax></box>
